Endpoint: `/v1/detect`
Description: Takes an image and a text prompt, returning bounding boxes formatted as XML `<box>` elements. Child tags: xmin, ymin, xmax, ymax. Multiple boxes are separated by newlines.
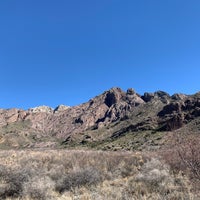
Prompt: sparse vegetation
<box><xmin>55</xmin><ymin>167</ymin><xmax>101</xmax><ymax>193</ymax></box>
<box><xmin>0</xmin><ymin>149</ymin><xmax>198</xmax><ymax>200</ymax></box>
<box><xmin>162</xmin><ymin>132</ymin><xmax>200</xmax><ymax>194</ymax></box>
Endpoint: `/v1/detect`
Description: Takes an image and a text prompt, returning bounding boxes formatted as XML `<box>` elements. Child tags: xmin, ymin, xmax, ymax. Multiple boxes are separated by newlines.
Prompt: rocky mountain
<box><xmin>0</xmin><ymin>87</ymin><xmax>200</xmax><ymax>150</ymax></box>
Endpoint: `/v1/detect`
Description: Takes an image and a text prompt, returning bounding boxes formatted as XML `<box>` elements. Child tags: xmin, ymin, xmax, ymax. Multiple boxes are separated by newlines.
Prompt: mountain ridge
<box><xmin>0</xmin><ymin>87</ymin><xmax>200</xmax><ymax>149</ymax></box>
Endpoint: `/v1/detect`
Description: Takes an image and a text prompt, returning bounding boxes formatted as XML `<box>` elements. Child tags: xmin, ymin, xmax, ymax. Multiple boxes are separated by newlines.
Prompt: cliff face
<box><xmin>0</xmin><ymin>87</ymin><xmax>200</xmax><ymax>149</ymax></box>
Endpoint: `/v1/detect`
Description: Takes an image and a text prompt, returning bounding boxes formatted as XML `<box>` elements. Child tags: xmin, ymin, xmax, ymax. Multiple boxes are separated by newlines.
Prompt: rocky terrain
<box><xmin>0</xmin><ymin>87</ymin><xmax>200</xmax><ymax>149</ymax></box>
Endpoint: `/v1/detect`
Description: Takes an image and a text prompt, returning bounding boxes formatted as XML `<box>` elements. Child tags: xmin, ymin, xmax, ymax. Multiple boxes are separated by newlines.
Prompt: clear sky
<box><xmin>0</xmin><ymin>0</ymin><xmax>200</xmax><ymax>109</ymax></box>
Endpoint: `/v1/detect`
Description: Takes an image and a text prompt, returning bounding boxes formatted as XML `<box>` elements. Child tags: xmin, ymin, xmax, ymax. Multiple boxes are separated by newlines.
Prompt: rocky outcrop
<box><xmin>0</xmin><ymin>108</ymin><xmax>28</xmax><ymax>126</ymax></box>
<box><xmin>157</xmin><ymin>93</ymin><xmax>200</xmax><ymax>131</ymax></box>
<box><xmin>171</xmin><ymin>93</ymin><xmax>187</xmax><ymax>101</ymax></box>
<box><xmin>104</xmin><ymin>87</ymin><xmax>123</xmax><ymax>107</ymax></box>
<box><xmin>142</xmin><ymin>91</ymin><xmax>171</xmax><ymax>103</ymax></box>
<box><xmin>29</xmin><ymin>106</ymin><xmax>53</xmax><ymax>113</ymax></box>
<box><xmin>50</xmin><ymin>87</ymin><xmax>145</xmax><ymax>138</ymax></box>
<box><xmin>54</xmin><ymin>105</ymin><xmax>70</xmax><ymax>113</ymax></box>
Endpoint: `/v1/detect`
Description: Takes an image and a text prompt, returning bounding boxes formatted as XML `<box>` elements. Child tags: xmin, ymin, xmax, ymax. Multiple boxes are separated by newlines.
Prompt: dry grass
<box><xmin>161</xmin><ymin>132</ymin><xmax>200</xmax><ymax>196</ymax></box>
<box><xmin>0</xmin><ymin>149</ymin><xmax>198</xmax><ymax>199</ymax></box>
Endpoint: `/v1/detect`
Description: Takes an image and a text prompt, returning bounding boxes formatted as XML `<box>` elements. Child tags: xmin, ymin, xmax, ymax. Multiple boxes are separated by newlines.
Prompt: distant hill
<box><xmin>0</xmin><ymin>87</ymin><xmax>200</xmax><ymax>150</ymax></box>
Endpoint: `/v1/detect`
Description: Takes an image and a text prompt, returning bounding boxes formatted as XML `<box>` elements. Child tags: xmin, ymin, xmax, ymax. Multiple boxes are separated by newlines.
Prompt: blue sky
<box><xmin>0</xmin><ymin>0</ymin><xmax>200</xmax><ymax>109</ymax></box>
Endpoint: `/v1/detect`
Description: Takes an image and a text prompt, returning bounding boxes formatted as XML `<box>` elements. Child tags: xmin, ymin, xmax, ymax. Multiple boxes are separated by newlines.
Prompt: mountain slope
<box><xmin>0</xmin><ymin>87</ymin><xmax>200</xmax><ymax>149</ymax></box>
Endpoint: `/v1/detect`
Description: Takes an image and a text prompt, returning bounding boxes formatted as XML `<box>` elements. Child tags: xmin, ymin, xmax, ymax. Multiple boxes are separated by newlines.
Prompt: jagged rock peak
<box><xmin>142</xmin><ymin>92</ymin><xmax>155</xmax><ymax>102</ymax></box>
<box><xmin>54</xmin><ymin>105</ymin><xmax>70</xmax><ymax>113</ymax></box>
<box><xmin>125</xmin><ymin>88</ymin><xmax>144</xmax><ymax>105</ymax></box>
<box><xmin>126</xmin><ymin>88</ymin><xmax>135</xmax><ymax>95</ymax></box>
<box><xmin>141</xmin><ymin>91</ymin><xmax>171</xmax><ymax>103</ymax></box>
<box><xmin>154</xmin><ymin>91</ymin><xmax>170</xmax><ymax>98</ymax></box>
<box><xmin>171</xmin><ymin>93</ymin><xmax>187</xmax><ymax>101</ymax></box>
<box><xmin>29</xmin><ymin>105</ymin><xmax>53</xmax><ymax>113</ymax></box>
<box><xmin>104</xmin><ymin>87</ymin><xmax>125</xmax><ymax>107</ymax></box>
<box><xmin>107</xmin><ymin>87</ymin><xmax>124</xmax><ymax>94</ymax></box>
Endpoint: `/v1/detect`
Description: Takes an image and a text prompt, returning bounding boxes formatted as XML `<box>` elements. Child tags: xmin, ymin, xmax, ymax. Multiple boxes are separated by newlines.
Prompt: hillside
<box><xmin>0</xmin><ymin>87</ymin><xmax>200</xmax><ymax>150</ymax></box>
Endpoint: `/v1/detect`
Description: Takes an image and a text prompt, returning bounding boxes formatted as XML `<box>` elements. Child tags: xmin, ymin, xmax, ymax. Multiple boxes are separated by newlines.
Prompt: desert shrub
<box><xmin>124</xmin><ymin>158</ymin><xmax>195</xmax><ymax>199</ymax></box>
<box><xmin>93</xmin><ymin>151</ymin><xmax>144</xmax><ymax>180</ymax></box>
<box><xmin>0</xmin><ymin>149</ymin><xmax>195</xmax><ymax>199</ymax></box>
<box><xmin>176</xmin><ymin>137</ymin><xmax>200</xmax><ymax>181</ymax></box>
<box><xmin>55</xmin><ymin>167</ymin><xmax>101</xmax><ymax>193</ymax></box>
<box><xmin>0</xmin><ymin>165</ymin><xmax>31</xmax><ymax>199</ymax></box>
<box><xmin>162</xmin><ymin>133</ymin><xmax>200</xmax><ymax>186</ymax></box>
<box><xmin>23</xmin><ymin>176</ymin><xmax>55</xmax><ymax>200</ymax></box>
<box><xmin>135</xmin><ymin>158</ymin><xmax>173</xmax><ymax>193</ymax></box>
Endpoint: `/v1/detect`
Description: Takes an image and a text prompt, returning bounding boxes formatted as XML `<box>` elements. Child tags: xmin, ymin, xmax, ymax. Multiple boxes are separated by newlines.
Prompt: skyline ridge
<box><xmin>1</xmin><ymin>86</ymin><xmax>200</xmax><ymax>110</ymax></box>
